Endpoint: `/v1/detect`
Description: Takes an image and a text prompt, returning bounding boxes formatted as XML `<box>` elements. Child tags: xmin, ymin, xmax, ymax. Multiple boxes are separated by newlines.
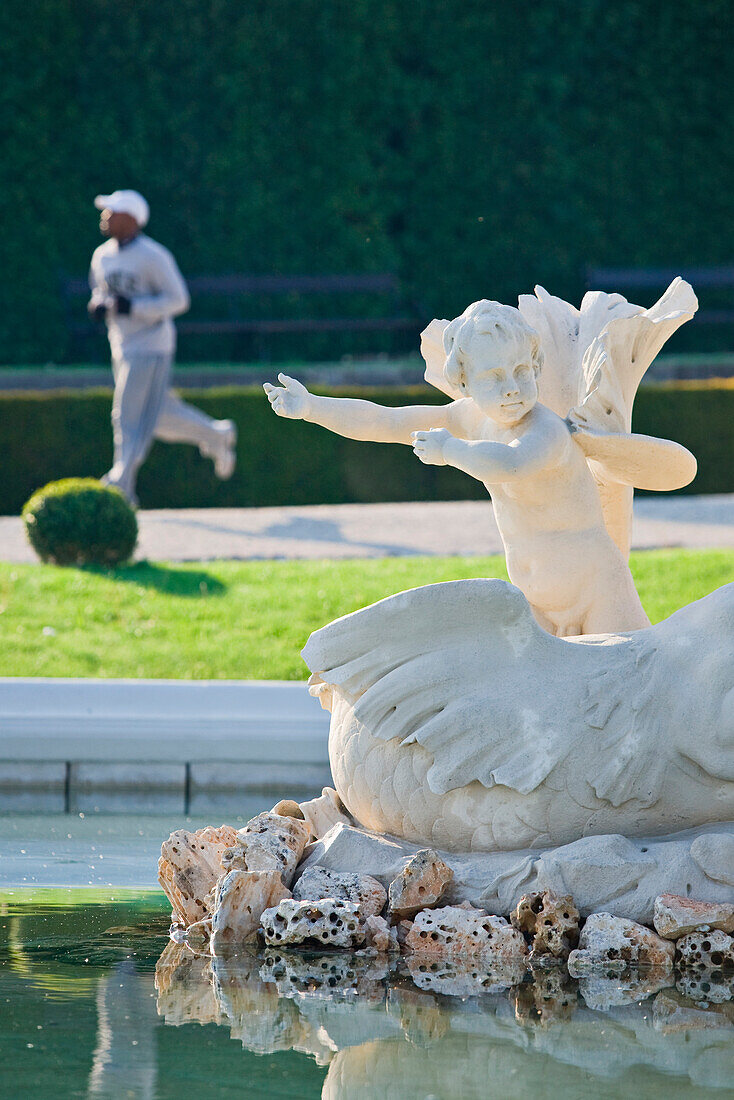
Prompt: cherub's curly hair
<box><xmin>443</xmin><ymin>300</ymin><xmax>543</xmax><ymax>391</ymax></box>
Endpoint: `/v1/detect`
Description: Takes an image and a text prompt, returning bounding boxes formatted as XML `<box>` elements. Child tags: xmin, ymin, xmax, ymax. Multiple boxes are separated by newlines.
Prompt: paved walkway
<box><xmin>3</xmin><ymin>494</ymin><xmax>734</xmax><ymax>562</ymax></box>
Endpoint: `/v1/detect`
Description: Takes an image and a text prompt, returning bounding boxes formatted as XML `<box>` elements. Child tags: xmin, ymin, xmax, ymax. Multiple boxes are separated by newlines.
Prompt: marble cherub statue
<box><xmin>265</xmin><ymin>279</ymin><xmax>697</xmax><ymax>636</ymax></box>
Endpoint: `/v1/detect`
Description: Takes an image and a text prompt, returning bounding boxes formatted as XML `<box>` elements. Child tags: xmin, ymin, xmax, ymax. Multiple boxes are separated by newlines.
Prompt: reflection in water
<box><xmin>155</xmin><ymin>944</ymin><xmax>734</xmax><ymax>1098</ymax></box>
<box><xmin>2</xmin><ymin>896</ymin><xmax>734</xmax><ymax>1099</ymax></box>
<box><xmin>88</xmin><ymin>960</ymin><xmax>158</xmax><ymax>1099</ymax></box>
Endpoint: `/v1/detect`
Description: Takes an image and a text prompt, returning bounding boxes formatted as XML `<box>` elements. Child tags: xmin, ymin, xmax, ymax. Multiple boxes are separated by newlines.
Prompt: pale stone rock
<box><xmin>361</xmin><ymin>915</ymin><xmax>398</xmax><ymax>956</ymax></box>
<box><xmin>261</xmin><ymin>898</ymin><xmax>366</xmax><ymax>949</ymax></box>
<box><xmin>299</xmin><ymin>786</ymin><xmax>353</xmax><ymax>839</ymax></box>
<box><xmin>404</xmin><ymin>905</ymin><xmax>527</xmax><ymax>962</ymax></box>
<box><xmin>676</xmin><ymin>928</ymin><xmax>734</xmax><ymax>980</ymax></box>
<box><xmin>567</xmin><ymin>913</ymin><xmax>674</xmax><ymax>975</ymax></box>
<box><xmin>511</xmin><ymin>889</ymin><xmax>579</xmax><ymax>961</ymax></box>
<box><xmin>210</xmin><ymin>869</ymin><xmax>291</xmax><ymax>948</ymax></box>
<box><xmin>388</xmin><ymin>849</ymin><xmax>454</xmax><ymax>920</ymax></box>
<box><xmin>158</xmin><ymin>824</ymin><xmax>238</xmax><ymax>927</ymax></box>
<box><xmin>271</xmin><ymin>798</ymin><xmax>306</xmax><ymax>820</ymax></box>
<box><xmin>293</xmin><ymin>866</ymin><xmax>386</xmax><ymax>918</ymax></box>
<box><xmin>653</xmin><ymin>988</ymin><xmax>734</xmax><ymax>1033</ymax></box>
<box><xmin>221</xmin><ymin>811</ymin><xmax>311</xmax><ymax>885</ymax></box>
<box><xmin>653</xmin><ymin>893</ymin><xmax>734</xmax><ymax>939</ymax></box>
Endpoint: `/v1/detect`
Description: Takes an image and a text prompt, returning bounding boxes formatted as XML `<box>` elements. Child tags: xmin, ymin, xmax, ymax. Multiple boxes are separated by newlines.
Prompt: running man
<box><xmin>88</xmin><ymin>189</ymin><xmax>236</xmax><ymax>505</ymax></box>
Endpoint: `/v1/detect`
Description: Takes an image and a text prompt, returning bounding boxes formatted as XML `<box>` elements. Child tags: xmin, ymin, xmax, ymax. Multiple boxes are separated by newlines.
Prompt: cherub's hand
<box><xmin>411</xmin><ymin>427</ymin><xmax>451</xmax><ymax>466</ymax></box>
<box><xmin>263</xmin><ymin>374</ymin><xmax>311</xmax><ymax>420</ymax></box>
<box><xmin>566</xmin><ymin>408</ymin><xmax>607</xmax><ymax>454</ymax></box>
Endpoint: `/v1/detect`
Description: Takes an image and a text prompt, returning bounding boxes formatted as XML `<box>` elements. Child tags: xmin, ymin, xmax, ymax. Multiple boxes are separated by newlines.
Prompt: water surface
<box><xmin>1</xmin><ymin>892</ymin><xmax>733</xmax><ymax>1099</ymax></box>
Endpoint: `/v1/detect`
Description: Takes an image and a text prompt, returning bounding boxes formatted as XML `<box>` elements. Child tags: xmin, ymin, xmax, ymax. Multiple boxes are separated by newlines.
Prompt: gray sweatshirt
<box><xmin>89</xmin><ymin>233</ymin><xmax>190</xmax><ymax>358</ymax></box>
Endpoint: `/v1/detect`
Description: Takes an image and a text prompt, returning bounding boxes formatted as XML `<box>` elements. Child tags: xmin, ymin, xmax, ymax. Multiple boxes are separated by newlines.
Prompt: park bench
<box><xmin>59</xmin><ymin>271</ymin><xmax>424</xmax><ymax>363</ymax></box>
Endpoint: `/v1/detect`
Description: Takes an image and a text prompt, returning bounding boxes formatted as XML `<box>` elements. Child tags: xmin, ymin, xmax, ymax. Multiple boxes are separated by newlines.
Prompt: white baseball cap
<box><xmin>94</xmin><ymin>189</ymin><xmax>150</xmax><ymax>227</ymax></box>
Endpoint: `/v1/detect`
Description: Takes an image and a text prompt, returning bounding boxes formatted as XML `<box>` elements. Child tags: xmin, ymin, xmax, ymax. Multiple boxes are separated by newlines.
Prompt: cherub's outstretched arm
<box><xmin>264</xmin><ymin>373</ymin><xmax>469</xmax><ymax>444</ymax></box>
<box><xmin>567</xmin><ymin>411</ymin><xmax>697</xmax><ymax>490</ymax></box>
<box><xmin>412</xmin><ymin>412</ymin><xmax>568</xmax><ymax>482</ymax></box>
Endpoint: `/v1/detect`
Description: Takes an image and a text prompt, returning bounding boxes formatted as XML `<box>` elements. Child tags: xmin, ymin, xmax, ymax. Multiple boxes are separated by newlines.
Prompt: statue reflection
<box><xmin>152</xmin><ymin>944</ymin><xmax>734</xmax><ymax>1097</ymax></box>
<box><xmin>88</xmin><ymin>959</ymin><xmax>158</xmax><ymax>1099</ymax></box>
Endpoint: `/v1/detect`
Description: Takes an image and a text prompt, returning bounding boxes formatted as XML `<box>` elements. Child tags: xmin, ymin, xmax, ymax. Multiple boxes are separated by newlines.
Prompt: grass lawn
<box><xmin>0</xmin><ymin>549</ymin><xmax>732</xmax><ymax>680</ymax></box>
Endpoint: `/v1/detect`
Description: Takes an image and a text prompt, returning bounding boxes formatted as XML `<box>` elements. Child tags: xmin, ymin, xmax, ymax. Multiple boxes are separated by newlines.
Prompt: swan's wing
<box><xmin>303</xmin><ymin>579</ymin><xmax>584</xmax><ymax>797</ymax></box>
<box><xmin>419</xmin><ymin>318</ymin><xmax>464</xmax><ymax>400</ymax></box>
<box><xmin>304</xmin><ymin>580</ymin><xmax>681</xmax><ymax>808</ymax></box>
<box><xmin>581</xmin><ymin>641</ymin><xmax>668</xmax><ymax>807</ymax></box>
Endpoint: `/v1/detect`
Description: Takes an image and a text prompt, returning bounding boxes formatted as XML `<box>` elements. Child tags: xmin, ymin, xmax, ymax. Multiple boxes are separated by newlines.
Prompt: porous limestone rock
<box><xmin>676</xmin><ymin>928</ymin><xmax>734</xmax><ymax>981</ymax></box>
<box><xmin>210</xmin><ymin>869</ymin><xmax>291</xmax><ymax>948</ymax></box>
<box><xmin>299</xmin><ymin>786</ymin><xmax>353</xmax><ymax>839</ymax></box>
<box><xmin>567</xmin><ymin>913</ymin><xmax>674</xmax><ymax>975</ymax></box>
<box><xmin>388</xmin><ymin>849</ymin><xmax>454</xmax><ymax>921</ymax></box>
<box><xmin>158</xmin><ymin>824</ymin><xmax>238</xmax><ymax>927</ymax></box>
<box><xmin>404</xmin><ymin>905</ymin><xmax>527</xmax><ymax>962</ymax></box>
<box><xmin>293</xmin><ymin>866</ymin><xmax>386</xmax><ymax>918</ymax></box>
<box><xmin>653</xmin><ymin>893</ymin><xmax>734</xmax><ymax>940</ymax></box>
<box><xmin>511</xmin><ymin>889</ymin><xmax>579</xmax><ymax>961</ymax></box>
<box><xmin>261</xmin><ymin>898</ymin><xmax>366</xmax><ymax>949</ymax></box>
<box><xmin>221</xmin><ymin>812</ymin><xmax>311</xmax><ymax>886</ymax></box>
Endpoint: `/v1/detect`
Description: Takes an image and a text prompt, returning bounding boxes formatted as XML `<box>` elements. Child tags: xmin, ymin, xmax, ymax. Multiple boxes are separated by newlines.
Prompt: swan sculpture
<box><xmin>304</xmin><ymin>578</ymin><xmax>734</xmax><ymax>853</ymax></box>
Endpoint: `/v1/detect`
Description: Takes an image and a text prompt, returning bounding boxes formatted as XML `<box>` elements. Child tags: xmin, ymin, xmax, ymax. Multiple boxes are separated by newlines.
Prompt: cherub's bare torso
<box><xmin>447</xmin><ymin>400</ymin><xmax>648</xmax><ymax>635</ymax></box>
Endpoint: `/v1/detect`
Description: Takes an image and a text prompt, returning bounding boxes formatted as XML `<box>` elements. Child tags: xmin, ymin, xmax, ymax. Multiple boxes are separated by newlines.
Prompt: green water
<box><xmin>1</xmin><ymin>891</ymin><xmax>733</xmax><ymax>1099</ymax></box>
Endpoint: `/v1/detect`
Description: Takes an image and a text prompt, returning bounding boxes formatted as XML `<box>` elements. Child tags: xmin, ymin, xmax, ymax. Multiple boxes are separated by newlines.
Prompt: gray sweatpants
<box><xmin>103</xmin><ymin>353</ymin><xmax>226</xmax><ymax>504</ymax></box>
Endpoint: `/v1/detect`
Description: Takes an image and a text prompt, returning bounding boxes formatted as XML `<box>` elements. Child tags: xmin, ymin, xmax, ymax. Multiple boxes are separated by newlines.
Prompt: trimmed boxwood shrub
<box><xmin>22</xmin><ymin>478</ymin><xmax>138</xmax><ymax>565</ymax></box>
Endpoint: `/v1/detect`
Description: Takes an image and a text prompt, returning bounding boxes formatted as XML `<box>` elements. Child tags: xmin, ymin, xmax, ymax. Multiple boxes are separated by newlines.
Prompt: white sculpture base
<box><xmin>298</xmin><ymin>821</ymin><xmax>734</xmax><ymax>926</ymax></box>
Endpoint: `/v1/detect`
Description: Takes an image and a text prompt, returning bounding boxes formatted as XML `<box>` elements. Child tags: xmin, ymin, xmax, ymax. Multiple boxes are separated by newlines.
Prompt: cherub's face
<box><xmin>460</xmin><ymin>333</ymin><xmax>538</xmax><ymax>426</ymax></box>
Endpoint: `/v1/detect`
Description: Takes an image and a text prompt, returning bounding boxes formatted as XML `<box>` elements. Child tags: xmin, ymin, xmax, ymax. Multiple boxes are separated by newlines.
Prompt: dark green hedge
<box><xmin>2</xmin><ymin>385</ymin><xmax>732</xmax><ymax>516</ymax></box>
<box><xmin>2</xmin><ymin>1</ymin><xmax>734</xmax><ymax>363</ymax></box>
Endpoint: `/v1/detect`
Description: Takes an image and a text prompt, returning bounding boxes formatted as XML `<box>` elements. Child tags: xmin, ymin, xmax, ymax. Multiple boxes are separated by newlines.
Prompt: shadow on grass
<box><xmin>82</xmin><ymin>560</ymin><xmax>227</xmax><ymax>597</ymax></box>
